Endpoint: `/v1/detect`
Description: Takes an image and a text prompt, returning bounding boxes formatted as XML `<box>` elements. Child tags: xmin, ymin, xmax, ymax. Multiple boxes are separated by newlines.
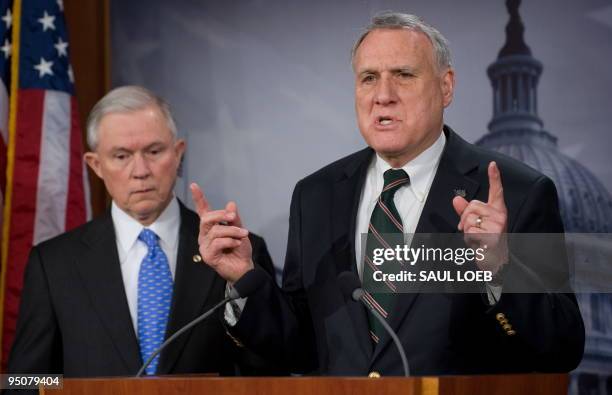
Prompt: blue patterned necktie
<box><xmin>137</xmin><ymin>228</ymin><xmax>173</xmax><ymax>375</ymax></box>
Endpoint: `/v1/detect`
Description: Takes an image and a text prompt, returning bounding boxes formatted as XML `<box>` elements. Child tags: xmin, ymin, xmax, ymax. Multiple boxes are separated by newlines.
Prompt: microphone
<box><xmin>136</xmin><ymin>266</ymin><xmax>267</xmax><ymax>377</ymax></box>
<box><xmin>337</xmin><ymin>271</ymin><xmax>410</xmax><ymax>377</ymax></box>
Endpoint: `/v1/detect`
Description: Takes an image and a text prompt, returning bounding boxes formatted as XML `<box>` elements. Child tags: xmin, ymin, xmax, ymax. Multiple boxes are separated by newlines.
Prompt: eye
<box><xmin>114</xmin><ymin>152</ymin><xmax>128</xmax><ymax>160</ymax></box>
<box><xmin>360</xmin><ymin>73</ymin><xmax>376</xmax><ymax>84</ymax></box>
<box><xmin>148</xmin><ymin>146</ymin><xmax>165</xmax><ymax>156</ymax></box>
<box><xmin>397</xmin><ymin>70</ymin><xmax>414</xmax><ymax>79</ymax></box>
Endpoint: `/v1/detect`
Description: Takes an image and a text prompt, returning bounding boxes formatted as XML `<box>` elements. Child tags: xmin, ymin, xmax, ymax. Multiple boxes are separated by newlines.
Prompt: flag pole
<box><xmin>0</xmin><ymin>0</ymin><xmax>22</xmax><ymax>362</ymax></box>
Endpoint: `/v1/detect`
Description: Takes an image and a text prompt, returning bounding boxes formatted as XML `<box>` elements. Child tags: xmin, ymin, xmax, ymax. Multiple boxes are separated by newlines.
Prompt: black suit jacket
<box><xmin>231</xmin><ymin>126</ymin><xmax>585</xmax><ymax>375</ymax></box>
<box><xmin>7</xmin><ymin>201</ymin><xmax>274</xmax><ymax>377</ymax></box>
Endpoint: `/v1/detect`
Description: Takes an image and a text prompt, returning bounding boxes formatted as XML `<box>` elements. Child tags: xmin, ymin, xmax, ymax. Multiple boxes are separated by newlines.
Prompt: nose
<box><xmin>374</xmin><ymin>75</ymin><xmax>398</xmax><ymax>106</ymax></box>
<box><xmin>131</xmin><ymin>152</ymin><xmax>151</xmax><ymax>179</ymax></box>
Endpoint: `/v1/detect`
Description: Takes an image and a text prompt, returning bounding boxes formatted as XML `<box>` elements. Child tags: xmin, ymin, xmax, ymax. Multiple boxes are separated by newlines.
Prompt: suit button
<box><xmin>496</xmin><ymin>313</ymin><xmax>506</xmax><ymax>322</ymax></box>
<box><xmin>368</xmin><ymin>371</ymin><xmax>381</xmax><ymax>378</ymax></box>
<box><xmin>498</xmin><ymin>318</ymin><xmax>508</xmax><ymax>326</ymax></box>
<box><xmin>507</xmin><ymin>330</ymin><xmax>516</xmax><ymax>336</ymax></box>
<box><xmin>193</xmin><ymin>254</ymin><xmax>203</xmax><ymax>263</ymax></box>
<box><xmin>502</xmin><ymin>324</ymin><xmax>512</xmax><ymax>331</ymax></box>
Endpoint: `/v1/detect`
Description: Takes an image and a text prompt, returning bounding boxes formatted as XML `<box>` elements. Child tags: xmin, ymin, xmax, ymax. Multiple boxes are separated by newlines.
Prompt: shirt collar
<box><xmin>111</xmin><ymin>197</ymin><xmax>180</xmax><ymax>256</ymax></box>
<box><xmin>373</xmin><ymin>131</ymin><xmax>446</xmax><ymax>202</ymax></box>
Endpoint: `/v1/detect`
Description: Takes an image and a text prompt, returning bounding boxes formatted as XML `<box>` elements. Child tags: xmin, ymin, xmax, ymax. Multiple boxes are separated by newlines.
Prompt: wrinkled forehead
<box><xmin>97</xmin><ymin>107</ymin><xmax>174</xmax><ymax>147</ymax></box>
<box><xmin>353</xmin><ymin>28</ymin><xmax>436</xmax><ymax>71</ymax></box>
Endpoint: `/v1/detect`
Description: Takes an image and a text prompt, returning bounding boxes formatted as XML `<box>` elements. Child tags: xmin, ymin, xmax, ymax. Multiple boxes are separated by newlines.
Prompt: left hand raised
<box><xmin>190</xmin><ymin>183</ymin><xmax>254</xmax><ymax>284</ymax></box>
<box><xmin>452</xmin><ymin>161</ymin><xmax>508</xmax><ymax>274</ymax></box>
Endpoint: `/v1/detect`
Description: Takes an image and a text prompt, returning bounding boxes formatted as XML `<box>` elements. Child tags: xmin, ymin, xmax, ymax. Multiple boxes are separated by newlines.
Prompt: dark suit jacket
<box><xmin>7</xmin><ymin>201</ymin><xmax>274</xmax><ymax>377</ymax></box>
<box><xmin>230</xmin><ymin>126</ymin><xmax>585</xmax><ymax>376</ymax></box>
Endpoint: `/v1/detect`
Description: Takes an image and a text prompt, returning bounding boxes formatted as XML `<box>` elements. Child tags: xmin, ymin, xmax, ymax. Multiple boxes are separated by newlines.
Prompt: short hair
<box><xmin>86</xmin><ymin>85</ymin><xmax>178</xmax><ymax>150</ymax></box>
<box><xmin>351</xmin><ymin>11</ymin><xmax>452</xmax><ymax>71</ymax></box>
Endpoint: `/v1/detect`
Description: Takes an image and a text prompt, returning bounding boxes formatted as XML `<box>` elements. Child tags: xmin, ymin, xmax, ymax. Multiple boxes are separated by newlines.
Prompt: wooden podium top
<box><xmin>42</xmin><ymin>373</ymin><xmax>568</xmax><ymax>395</ymax></box>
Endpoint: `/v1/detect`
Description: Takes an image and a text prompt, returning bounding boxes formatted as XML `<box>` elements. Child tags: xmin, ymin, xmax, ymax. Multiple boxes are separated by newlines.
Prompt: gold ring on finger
<box><xmin>475</xmin><ymin>216</ymin><xmax>483</xmax><ymax>228</ymax></box>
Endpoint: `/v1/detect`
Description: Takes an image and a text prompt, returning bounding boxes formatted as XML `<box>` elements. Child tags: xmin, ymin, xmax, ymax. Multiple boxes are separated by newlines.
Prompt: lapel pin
<box><xmin>192</xmin><ymin>254</ymin><xmax>203</xmax><ymax>263</ymax></box>
<box><xmin>454</xmin><ymin>188</ymin><xmax>466</xmax><ymax>198</ymax></box>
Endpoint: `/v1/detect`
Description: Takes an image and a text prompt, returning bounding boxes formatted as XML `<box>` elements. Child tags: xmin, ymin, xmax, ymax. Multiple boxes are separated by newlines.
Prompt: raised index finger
<box><xmin>487</xmin><ymin>161</ymin><xmax>505</xmax><ymax>210</ymax></box>
<box><xmin>190</xmin><ymin>182</ymin><xmax>210</xmax><ymax>216</ymax></box>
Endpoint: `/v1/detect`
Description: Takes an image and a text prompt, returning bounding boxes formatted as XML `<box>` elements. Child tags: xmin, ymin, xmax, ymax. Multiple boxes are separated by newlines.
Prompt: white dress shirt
<box><xmin>355</xmin><ymin>132</ymin><xmax>446</xmax><ymax>278</ymax></box>
<box><xmin>112</xmin><ymin>197</ymin><xmax>180</xmax><ymax>334</ymax></box>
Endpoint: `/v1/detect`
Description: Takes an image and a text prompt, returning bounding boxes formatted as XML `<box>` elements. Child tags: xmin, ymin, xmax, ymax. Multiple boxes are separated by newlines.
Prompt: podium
<box><xmin>42</xmin><ymin>374</ymin><xmax>568</xmax><ymax>395</ymax></box>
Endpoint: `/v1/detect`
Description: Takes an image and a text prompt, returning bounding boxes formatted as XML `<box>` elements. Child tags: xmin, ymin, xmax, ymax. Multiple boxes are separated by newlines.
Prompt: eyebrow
<box><xmin>357</xmin><ymin>65</ymin><xmax>418</xmax><ymax>76</ymax></box>
<box><xmin>109</xmin><ymin>141</ymin><xmax>167</xmax><ymax>153</ymax></box>
<box><xmin>392</xmin><ymin>66</ymin><xmax>418</xmax><ymax>74</ymax></box>
<box><xmin>357</xmin><ymin>68</ymin><xmax>377</xmax><ymax>77</ymax></box>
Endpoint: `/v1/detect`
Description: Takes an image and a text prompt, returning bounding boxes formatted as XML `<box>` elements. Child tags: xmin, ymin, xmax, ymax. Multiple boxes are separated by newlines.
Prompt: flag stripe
<box><xmin>0</xmin><ymin>79</ymin><xmax>8</xmax><ymax>197</ymax></box>
<box><xmin>65</xmin><ymin>96</ymin><xmax>88</xmax><ymax>229</ymax></box>
<box><xmin>0</xmin><ymin>80</ymin><xmax>8</xmax><ymax>143</ymax></box>
<box><xmin>33</xmin><ymin>90</ymin><xmax>71</xmax><ymax>244</ymax></box>
<box><xmin>2</xmin><ymin>88</ymin><xmax>44</xmax><ymax>360</ymax></box>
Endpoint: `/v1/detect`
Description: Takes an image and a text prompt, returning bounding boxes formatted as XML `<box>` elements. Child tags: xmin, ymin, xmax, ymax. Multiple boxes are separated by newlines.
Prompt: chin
<box><xmin>369</xmin><ymin>141</ymin><xmax>410</xmax><ymax>156</ymax></box>
<box><xmin>132</xmin><ymin>201</ymin><xmax>162</xmax><ymax>216</ymax></box>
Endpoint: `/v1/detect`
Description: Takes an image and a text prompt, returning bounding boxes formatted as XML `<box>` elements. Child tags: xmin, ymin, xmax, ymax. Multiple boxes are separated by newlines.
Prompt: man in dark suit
<box><xmin>7</xmin><ymin>86</ymin><xmax>274</xmax><ymax>377</ymax></box>
<box><xmin>191</xmin><ymin>12</ymin><xmax>584</xmax><ymax>375</ymax></box>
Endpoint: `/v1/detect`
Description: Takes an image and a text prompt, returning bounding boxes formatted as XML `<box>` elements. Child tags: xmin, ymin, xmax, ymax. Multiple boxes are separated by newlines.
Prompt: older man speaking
<box><xmin>192</xmin><ymin>12</ymin><xmax>584</xmax><ymax>376</ymax></box>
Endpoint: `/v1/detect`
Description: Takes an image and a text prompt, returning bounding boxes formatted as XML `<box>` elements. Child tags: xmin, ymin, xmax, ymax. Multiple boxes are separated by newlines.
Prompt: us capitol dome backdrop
<box><xmin>476</xmin><ymin>1</ymin><xmax>612</xmax><ymax>393</ymax></box>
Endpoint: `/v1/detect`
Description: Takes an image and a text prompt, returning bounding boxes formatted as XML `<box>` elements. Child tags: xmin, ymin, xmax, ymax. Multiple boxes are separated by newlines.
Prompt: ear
<box><xmin>174</xmin><ymin>138</ymin><xmax>186</xmax><ymax>164</ymax></box>
<box><xmin>84</xmin><ymin>152</ymin><xmax>104</xmax><ymax>180</ymax></box>
<box><xmin>441</xmin><ymin>68</ymin><xmax>455</xmax><ymax>108</ymax></box>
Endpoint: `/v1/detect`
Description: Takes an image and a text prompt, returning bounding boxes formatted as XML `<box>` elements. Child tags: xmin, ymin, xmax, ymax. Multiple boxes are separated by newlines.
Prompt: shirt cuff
<box><xmin>486</xmin><ymin>282</ymin><xmax>503</xmax><ymax>305</ymax></box>
<box><xmin>224</xmin><ymin>282</ymin><xmax>248</xmax><ymax>326</ymax></box>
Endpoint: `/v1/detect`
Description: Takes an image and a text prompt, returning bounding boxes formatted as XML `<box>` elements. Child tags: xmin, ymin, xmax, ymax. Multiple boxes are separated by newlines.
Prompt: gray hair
<box><xmin>351</xmin><ymin>11</ymin><xmax>452</xmax><ymax>71</ymax></box>
<box><xmin>86</xmin><ymin>85</ymin><xmax>178</xmax><ymax>150</ymax></box>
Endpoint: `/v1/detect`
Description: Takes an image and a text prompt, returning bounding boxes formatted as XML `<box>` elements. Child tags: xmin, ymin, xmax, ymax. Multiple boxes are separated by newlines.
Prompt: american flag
<box><xmin>0</xmin><ymin>0</ymin><xmax>91</xmax><ymax>367</ymax></box>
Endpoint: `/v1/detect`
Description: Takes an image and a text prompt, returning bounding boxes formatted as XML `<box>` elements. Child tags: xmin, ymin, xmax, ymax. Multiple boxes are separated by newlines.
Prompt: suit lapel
<box><xmin>157</xmin><ymin>203</ymin><xmax>218</xmax><ymax>373</ymax></box>
<box><xmin>371</xmin><ymin>127</ymin><xmax>481</xmax><ymax>365</ymax></box>
<box><xmin>331</xmin><ymin>148</ymin><xmax>375</xmax><ymax>362</ymax></box>
<box><xmin>414</xmin><ymin>129</ymin><xmax>480</xmax><ymax>235</ymax></box>
<box><xmin>75</xmin><ymin>213</ymin><xmax>142</xmax><ymax>374</ymax></box>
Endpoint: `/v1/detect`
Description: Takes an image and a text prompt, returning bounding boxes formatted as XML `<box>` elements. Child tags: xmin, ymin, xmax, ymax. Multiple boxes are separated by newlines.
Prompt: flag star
<box><xmin>57</xmin><ymin>0</ymin><xmax>64</xmax><ymax>11</ymax></box>
<box><xmin>68</xmin><ymin>64</ymin><xmax>74</xmax><ymax>83</ymax></box>
<box><xmin>1</xmin><ymin>39</ymin><xmax>10</xmax><ymax>59</ymax></box>
<box><xmin>2</xmin><ymin>8</ymin><xmax>11</xmax><ymax>28</ymax></box>
<box><xmin>34</xmin><ymin>57</ymin><xmax>54</xmax><ymax>77</ymax></box>
<box><xmin>38</xmin><ymin>11</ymin><xmax>56</xmax><ymax>32</ymax></box>
<box><xmin>54</xmin><ymin>37</ymin><xmax>68</xmax><ymax>57</ymax></box>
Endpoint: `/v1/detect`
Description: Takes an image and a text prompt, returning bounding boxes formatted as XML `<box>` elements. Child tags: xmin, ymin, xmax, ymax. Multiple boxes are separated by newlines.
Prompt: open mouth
<box><xmin>376</xmin><ymin>116</ymin><xmax>398</xmax><ymax>126</ymax></box>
